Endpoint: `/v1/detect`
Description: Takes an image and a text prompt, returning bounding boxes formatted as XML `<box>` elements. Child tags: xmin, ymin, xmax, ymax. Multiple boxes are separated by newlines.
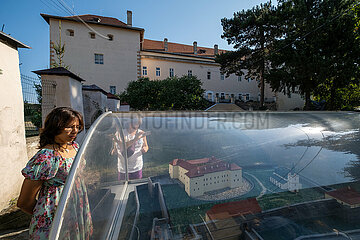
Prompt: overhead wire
<box><xmin>56</xmin><ymin>0</ymin><xmax>112</xmax><ymax>40</ymax></box>
<box><xmin>38</xmin><ymin>0</ymin><xmax>112</xmax><ymax>40</ymax></box>
<box><xmin>39</xmin><ymin>0</ymin><xmax>62</xmax><ymax>15</ymax></box>
<box><xmin>266</xmin><ymin>125</ymin><xmax>311</xmax><ymax>193</ymax></box>
<box><xmin>49</xmin><ymin>0</ymin><xmax>72</xmax><ymax>15</ymax></box>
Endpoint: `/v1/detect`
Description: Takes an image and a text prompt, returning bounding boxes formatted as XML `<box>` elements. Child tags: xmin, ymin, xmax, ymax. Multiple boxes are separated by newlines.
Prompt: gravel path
<box><xmin>194</xmin><ymin>178</ymin><xmax>252</xmax><ymax>201</ymax></box>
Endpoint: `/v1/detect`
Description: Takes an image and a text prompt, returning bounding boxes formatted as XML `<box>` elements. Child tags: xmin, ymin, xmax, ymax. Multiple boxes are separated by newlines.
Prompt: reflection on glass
<box><xmin>52</xmin><ymin>112</ymin><xmax>360</xmax><ymax>240</ymax></box>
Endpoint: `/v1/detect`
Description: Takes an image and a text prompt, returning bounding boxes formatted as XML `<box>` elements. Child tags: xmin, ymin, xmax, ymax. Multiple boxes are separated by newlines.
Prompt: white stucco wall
<box><xmin>107</xmin><ymin>98</ymin><xmax>120</xmax><ymax>112</ymax></box>
<box><xmin>0</xmin><ymin>42</ymin><xmax>28</xmax><ymax>210</ymax></box>
<box><xmin>41</xmin><ymin>74</ymin><xmax>86</xmax><ymax>143</ymax></box>
<box><xmin>140</xmin><ymin>51</ymin><xmax>275</xmax><ymax>102</ymax></box>
<box><xmin>82</xmin><ymin>90</ymin><xmax>107</xmax><ymax>128</ymax></box>
<box><xmin>49</xmin><ymin>18</ymin><xmax>140</xmax><ymax>94</ymax></box>
<box><xmin>276</xmin><ymin>91</ymin><xmax>304</xmax><ymax>111</ymax></box>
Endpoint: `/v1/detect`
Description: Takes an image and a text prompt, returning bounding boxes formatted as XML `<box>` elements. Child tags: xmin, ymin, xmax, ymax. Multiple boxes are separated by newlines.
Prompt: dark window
<box><xmin>110</xmin><ymin>86</ymin><xmax>116</xmax><ymax>94</ymax></box>
<box><xmin>95</xmin><ymin>54</ymin><xmax>104</xmax><ymax>64</ymax></box>
<box><xmin>66</xmin><ymin>29</ymin><xmax>74</xmax><ymax>36</ymax></box>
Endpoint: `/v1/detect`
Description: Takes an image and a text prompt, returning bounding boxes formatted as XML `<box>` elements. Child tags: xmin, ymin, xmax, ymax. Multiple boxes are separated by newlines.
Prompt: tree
<box><xmin>119</xmin><ymin>76</ymin><xmax>210</xmax><ymax>111</ymax></box>
<box><xmin>216</xmin><ymin>2</ymin><xmax>277</xmax><ymax>107</ymax></box>
<box><xmin>267</xmin><ymin>0</ymin><xmax>360</xmax><ymax>110</ymax></box>
<box><xmin>313</xmin><ymin>0</ymin><xmax>360</xmax><ymax>110</ymax></box>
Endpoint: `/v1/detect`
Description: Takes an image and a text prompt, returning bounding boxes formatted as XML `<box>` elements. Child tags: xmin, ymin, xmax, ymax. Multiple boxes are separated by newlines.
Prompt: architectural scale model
<box><xmin>169</xmin><ymin>156</ymin><xmax>242</xmax><ymax>197</ymax></box>
<box><xmin>269</xmin><ymin>167</ymin><xmax>302</xmax><ymax>192</ymax></box>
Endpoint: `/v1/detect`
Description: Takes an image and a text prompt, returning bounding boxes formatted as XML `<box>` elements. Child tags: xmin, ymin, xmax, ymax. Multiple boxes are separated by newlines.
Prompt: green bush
<box><xmin>119</xmin><ymin>76</ymin><xmax>210</xmax><ymax>111</ymax></box>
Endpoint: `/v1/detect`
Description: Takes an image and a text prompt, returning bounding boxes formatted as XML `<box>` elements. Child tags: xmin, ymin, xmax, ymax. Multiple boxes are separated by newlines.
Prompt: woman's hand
<box><xmin>17</xmin><ymin>179</ymin><xmax>43</xmax><ymax>215</ymax></box>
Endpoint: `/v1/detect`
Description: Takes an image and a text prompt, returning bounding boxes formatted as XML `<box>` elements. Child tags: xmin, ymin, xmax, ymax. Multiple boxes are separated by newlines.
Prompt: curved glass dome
<box><xmin>50</xmin><ymin>111</ymin><xmax>360</xmax><ymax>240</ymax></box>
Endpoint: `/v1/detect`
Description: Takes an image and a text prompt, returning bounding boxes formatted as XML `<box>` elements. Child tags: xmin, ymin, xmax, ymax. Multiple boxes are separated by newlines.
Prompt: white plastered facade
<box><xmin>0</xmin><ymin>41</ymin><xmax>28</xmax><ymax>210</ymax></box>
<box><xmin>49</xmin><ymin>18</ymin><xmax>140</xmax><ymax>94</ymax></box>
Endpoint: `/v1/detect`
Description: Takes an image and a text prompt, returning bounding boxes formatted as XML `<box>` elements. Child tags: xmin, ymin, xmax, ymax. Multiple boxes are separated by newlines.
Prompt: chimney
<box><xmin>127</xmin><ymin>10</ymin><xmax>132</xmax><ymax>26</ymax></box>
<box><xmin>214</xmin><ymin>44</ymin><xmax>218</xmax><ymax>55</ymax></box>
<box><xmin>164</xmin><ymin>38</ymin><xmax>168</xmax><ymax>52</ymax></box>
<box><xmin>193</xmin><ymin>41</ymin><xmax>197</xmax><ymax>54</ymax></box>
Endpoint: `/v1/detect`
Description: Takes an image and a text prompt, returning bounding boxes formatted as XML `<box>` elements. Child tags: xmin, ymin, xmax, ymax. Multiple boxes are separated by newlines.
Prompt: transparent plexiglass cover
<box><xmin>50</xmin><ymin>111</ymin><xmax>360</xmax><ymax>240</ymax></box>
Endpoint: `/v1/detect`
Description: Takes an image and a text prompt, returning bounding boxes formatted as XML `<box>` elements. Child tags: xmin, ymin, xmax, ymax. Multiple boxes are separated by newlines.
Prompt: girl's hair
<box><xmin>39</xmin><ymin>107</ymin><xmax>84</xmax><ymax>148</ymax></box>
<box><xmin>126</xmin><ymin>116</ymin><xmax>142</xmax><ymax>130</ymax></box>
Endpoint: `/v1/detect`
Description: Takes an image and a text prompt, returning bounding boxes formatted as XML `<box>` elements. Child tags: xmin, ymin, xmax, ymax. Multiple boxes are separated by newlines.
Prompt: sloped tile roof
<box><xmin>206</xmin><ymin>198</ymin><xmax>262</xmax><ymax>220</ymax></box>
<box><xmin>41</xmin><ymin>13</ymin><xmax>144</xmax><ymax>32</ymax></box>
<box><xmin>143</xmin><ymin>39</ymin><xmax>226</xmax><ymax>58</ymax></box>
<box><xmin>326</xmin><ymin>187</ymin><xmax>360</xmax><ymax>205</ymax></box>
<box><xmin>33</xmin><ymin>67</ymin><xmax>85</xmax><ymax>82</ymax></box>
<box><xmin>0</xmin><ymin>31</ymin><xmax>30</xmax><ymax>49</ymax></box>
<box><xmin>107</xmin><ymin>92</ymin><xmax>120</xmax><ymax>100</ymax></box>
<box><xmin>82</xmin><ymin>84</ymin><xmax>107</xmax><ymax>95</ymax></box>
<box><xmin>170</xmin><ymin>157</ymin><xmax>241</xmax><ymax>178</ymax></box>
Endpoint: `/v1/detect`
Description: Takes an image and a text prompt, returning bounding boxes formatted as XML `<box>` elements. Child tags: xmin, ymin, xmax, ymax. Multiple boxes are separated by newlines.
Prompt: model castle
<box><xmin>169</xmin><ymin>157</ymin><xmax>242</xmax><ymax>197</ymax></box>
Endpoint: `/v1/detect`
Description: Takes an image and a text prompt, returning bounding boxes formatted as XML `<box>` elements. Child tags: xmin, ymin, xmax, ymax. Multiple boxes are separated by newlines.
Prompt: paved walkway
<box><xmin>243</xmin><ymin>172</ymin><xmax>267</xmax><ymax>199</ymax></box>
<box><xmin>205</xmin><ymin>103</ymin><xmax>245</xmax><ymax>111</ymax></box>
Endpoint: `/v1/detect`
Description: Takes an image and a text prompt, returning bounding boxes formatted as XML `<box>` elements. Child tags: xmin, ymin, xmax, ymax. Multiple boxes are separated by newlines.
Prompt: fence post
<box><xmin>33</xmin><ymin>67</ymin><xmax>87</xmax><ymax>143</ymax></box>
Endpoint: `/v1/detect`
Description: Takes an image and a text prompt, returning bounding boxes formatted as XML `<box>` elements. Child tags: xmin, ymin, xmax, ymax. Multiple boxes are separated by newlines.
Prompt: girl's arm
<box><xmin>17</xmin><ymin>179</ymin><xmax>43</xmax><ymax>215</ymax></box>
<box><xmin>141</xmin><ymin>136</ymin><xmax>149</xmax><ymax>153</ymax></box>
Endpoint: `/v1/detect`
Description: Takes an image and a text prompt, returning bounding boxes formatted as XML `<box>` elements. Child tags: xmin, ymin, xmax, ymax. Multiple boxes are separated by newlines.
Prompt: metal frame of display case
<box><xmin>49</xmin><ymin>111</ymin><xmax>127</xmax><ymax>240</ymax></box>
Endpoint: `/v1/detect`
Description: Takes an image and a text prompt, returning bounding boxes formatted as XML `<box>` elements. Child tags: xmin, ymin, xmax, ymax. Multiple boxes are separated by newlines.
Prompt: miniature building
<box><xmin>325</xmin><ymin>187</ymin><xmax>360</xmax><ymax>208</ymax></box>
<box><xmin>169</xmin><ymin>157</ymin><xmax>242</xmax><ymax>197</ymax></box>
<box><xmin>269</xmin><ymin>167</ymin><xmax>302</xmax><ymax>192</ymax></box>
<box><xmin>205</xmin><ymin>198</ymin><xmax>262</xmax><ymax>222</ymax></box>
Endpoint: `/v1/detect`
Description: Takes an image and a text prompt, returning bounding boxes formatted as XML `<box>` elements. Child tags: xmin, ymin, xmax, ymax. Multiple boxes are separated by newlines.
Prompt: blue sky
<box><xmin>1</xmin><ymin>0</ymin><xmax>272</xmax><ymax>78</ymax></box>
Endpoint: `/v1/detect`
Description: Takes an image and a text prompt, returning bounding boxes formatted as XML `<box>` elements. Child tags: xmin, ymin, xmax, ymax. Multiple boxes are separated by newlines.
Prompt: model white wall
<box><xmin>0</xmin><ymin>42</ymin><xmax>28</xmax><ymax>210</ymax></box>
<box><xmin>49</xmin><ymin>19</ymin><xmax>140</xmax><ymax>94</ymax></box>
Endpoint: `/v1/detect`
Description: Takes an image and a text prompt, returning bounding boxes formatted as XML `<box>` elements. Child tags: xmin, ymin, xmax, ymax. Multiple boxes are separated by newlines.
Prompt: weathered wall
<box><xmin>276</xmin><ymin>91</ymin><xmax>304</xmax><ymax>111</ymax></box>
<box><xmin>107</xmin><ymin>98</ymin><xmax>120</xmax><ymax>112</ymax></box>
<box><xmin>49</xmin><ymin>18</ymin><xmax>140</xmax><ymax>94</ymax></box>
<box><xmin>0</xmin><ymin>42</ymin><xmax>28</xmax><ymax>211</ymax></box>
<box><xmin>41</xmin><ymin>74</ymin><xmax>86</xmax><ymax>143</ymax></box>
<box><xmin>82</xmin><ymin>90</ymin><xmax>107</xmax><ymax>128</ymax></box>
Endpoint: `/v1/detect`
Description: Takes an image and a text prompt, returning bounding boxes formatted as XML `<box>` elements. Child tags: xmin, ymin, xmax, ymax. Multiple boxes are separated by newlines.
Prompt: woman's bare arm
<box><xmin>17</xmin><ymin>179</ymin><xmax>43</xmax><ymax>215</ymax></box>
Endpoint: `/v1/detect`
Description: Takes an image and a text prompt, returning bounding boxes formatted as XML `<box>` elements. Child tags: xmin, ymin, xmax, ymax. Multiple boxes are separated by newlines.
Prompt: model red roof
<box><xmin>206</xmin><ymin>198</ymin><xmax>262</xmax><ymax>221</ymax></box>
<box><xmin>326</xmin><ymin>187</ymin><xmax>360</xmax><ymax>205</ymax></box>
<box><xmin>143</xmin><ymin>39</ymin><xmax>226</xmax><ymax>58</ymax></box>
<box><xmin>169</xmin><ymin>157</ymin><xmax>241</xmax><ymax>178</ymax></box>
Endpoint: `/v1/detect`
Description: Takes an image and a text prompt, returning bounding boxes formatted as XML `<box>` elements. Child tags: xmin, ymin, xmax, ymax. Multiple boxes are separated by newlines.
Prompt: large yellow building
<box><xmin>169</xmin><ymin>157</ymin><xmax>242</xmax><ymax>197</ymax></box>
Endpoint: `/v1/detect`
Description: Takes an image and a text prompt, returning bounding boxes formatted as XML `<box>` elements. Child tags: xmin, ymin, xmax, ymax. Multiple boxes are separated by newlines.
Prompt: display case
<box><xmin>50</xmin><ymin>111</ymin><xmax>360</xmax><ymax>240</ymax></box>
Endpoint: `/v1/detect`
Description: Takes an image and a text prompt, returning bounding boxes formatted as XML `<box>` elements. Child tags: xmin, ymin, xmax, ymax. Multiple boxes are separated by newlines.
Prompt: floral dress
<box><xmin>22</xmin><ymin>142</ymin><xmax>93</xmax><ymax>240</ymax></box>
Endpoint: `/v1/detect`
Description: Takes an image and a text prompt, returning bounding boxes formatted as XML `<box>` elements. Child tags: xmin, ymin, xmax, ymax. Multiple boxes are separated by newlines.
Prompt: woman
<box><xmin>17</xmin><ymin>107</ymin><xmax>92</xmax><ymax>239</ymax></box>
<box><xmin>113</xmin><ymin>117</ymin><xmax>149</xmax><ymax>180</ymax></box>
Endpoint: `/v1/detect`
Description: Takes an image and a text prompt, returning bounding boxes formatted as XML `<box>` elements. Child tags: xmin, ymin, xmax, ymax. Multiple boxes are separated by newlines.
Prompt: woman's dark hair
<box><xmin>39</xmin><ymin>107</ymin><xmax>84</xmax><ymax>148</ymax></box>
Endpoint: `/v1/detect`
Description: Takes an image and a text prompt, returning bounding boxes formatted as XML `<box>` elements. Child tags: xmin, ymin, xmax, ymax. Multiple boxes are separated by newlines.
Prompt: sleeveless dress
<box><xmin>21</xmin><ymin>142</ymin><xmax>93</xmax><ymax>240</ymax></box>
<box><xmin>115</xmin><ymin>129</ymin><xmax>144</xmax><ymax>174</ymax></box>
